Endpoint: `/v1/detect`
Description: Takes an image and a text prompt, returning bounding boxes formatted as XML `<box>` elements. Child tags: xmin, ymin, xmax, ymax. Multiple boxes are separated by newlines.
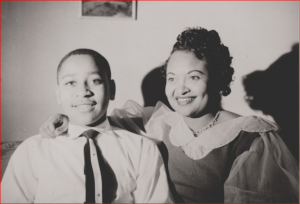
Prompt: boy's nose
<box><xmin>75</xmin><ymin>85</ymin><xmax>93</xmax><ymax>97</ymax></box>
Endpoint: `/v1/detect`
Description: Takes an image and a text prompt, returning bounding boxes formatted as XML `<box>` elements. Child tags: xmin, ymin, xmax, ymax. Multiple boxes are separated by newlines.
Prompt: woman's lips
<box><xmin>176</xmin><ymin>97</ymin><xmax>195</xmax><ymax>105</ymax></box>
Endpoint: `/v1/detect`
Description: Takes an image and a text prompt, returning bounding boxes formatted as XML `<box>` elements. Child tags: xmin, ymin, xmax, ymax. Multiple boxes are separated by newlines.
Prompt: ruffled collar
<box><xmin>164</xmin><ymin>112</ymin><xmax>279</xmax><ymax>160</ymax></box>
<box><xmin>142</xmin><ymin>101</ymin><xmax>279</xmax><ymax>160</ymax></box>
<box><xmin>165</xmin><ymin>112</ymin><xmax>279</xmax><ymax>148</ymax></box>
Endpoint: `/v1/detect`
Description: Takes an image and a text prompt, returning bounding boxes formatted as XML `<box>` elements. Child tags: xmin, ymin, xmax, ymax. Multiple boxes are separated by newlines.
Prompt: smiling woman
<box><xmin>110</xmin><ymin>27</ymin><xmax>299</xmax><ymax>202</ymax></box>
<box><xmin>162</xmin><ymin>28</ymin><xmax>235</xmax><ymax>131</ymax></box>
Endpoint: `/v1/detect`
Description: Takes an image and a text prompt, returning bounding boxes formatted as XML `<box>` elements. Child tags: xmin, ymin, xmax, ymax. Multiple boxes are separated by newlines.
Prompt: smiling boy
<box><xmin>1</xmin><ymin>49</ymin><xmax>172</xmax><ymax>203</ymax></box>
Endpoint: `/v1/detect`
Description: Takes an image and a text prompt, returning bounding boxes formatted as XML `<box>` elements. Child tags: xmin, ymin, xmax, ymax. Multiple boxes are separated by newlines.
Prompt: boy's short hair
<box><xmin>57</xmin><ymin>49</ymin><xmax>111</xmax><ymax>84</ymax></box>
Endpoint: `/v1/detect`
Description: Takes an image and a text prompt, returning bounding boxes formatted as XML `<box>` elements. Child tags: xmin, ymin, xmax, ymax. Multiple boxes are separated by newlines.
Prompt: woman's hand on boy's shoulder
<box><xmin>39</xmin><ymin>114</ymin><xmax>69</xmax><ymax>138</ymax></box>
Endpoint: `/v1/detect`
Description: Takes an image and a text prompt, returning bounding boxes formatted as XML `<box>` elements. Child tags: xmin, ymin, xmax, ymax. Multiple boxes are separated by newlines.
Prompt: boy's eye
<box><xmin>89</xmin><ymin>79</ymin><xmax>103</xmax><ymax>85</ymax></box>
<box><xmin>65</xmin><ymin>81</ymin><xmax>76</xmax><ymax>86</ymax></box>
<box><xmin>190</xmin><ymin>76</ymin><xmax>200</xmax><ymax>80</ymax></box>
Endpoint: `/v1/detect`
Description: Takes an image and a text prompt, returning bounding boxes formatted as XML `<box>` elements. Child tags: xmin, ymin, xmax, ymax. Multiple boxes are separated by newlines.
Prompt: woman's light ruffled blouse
<box><xmin>111</xmin><ymin>100</ymin><xmax>299</xmax><ymax>202</ymax></box>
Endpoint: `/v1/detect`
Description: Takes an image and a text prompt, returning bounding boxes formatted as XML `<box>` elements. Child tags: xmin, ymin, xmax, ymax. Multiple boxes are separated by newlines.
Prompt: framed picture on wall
<box><xmin>80</xmin><ymin>1</ymin><xmax>137</xmax><ymax>20</ymax></box>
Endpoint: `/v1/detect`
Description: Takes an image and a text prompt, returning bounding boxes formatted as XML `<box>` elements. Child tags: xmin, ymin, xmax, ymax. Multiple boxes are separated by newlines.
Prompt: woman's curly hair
<box><xmin>162</xmin><ymin>27</ymin><xmax>234</xmax><ymax>97</ymax></box>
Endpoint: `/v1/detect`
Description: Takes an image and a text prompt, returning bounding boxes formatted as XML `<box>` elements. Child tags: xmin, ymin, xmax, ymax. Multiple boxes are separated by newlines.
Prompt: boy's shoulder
<box><xmin>4</xmin><ymin>135</ymin><xmax>44</xmax><ymax>165</ymax></box>
<box><xmin>16</xmin><ymin>134</ymin><xmax>42</xmax><ymax>147</ymax></box>
<box><xmin>110</xmin><ymin>126</ymin><xmax>158</xmax><ymax>149</ymax></box>
<box><xmin>13</xmin><ymin>134</ymin><xmax>57</xmax><ymax>153</ymax></box>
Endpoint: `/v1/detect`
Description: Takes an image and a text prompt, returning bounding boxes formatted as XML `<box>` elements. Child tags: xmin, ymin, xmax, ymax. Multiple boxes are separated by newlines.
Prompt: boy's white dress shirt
<box><xmin>1</xmin><ymin>119</ymin><xmax>172</xmax><ymax>203</ymax></box>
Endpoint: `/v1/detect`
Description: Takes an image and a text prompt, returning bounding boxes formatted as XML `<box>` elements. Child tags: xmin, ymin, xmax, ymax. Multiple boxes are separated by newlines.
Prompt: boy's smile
<box><xmin>56</xmin><ymin>54</ymin><xmax>113</xmax><ymax>126</ymax></box>
<box><xmin>72</xmin><ymin>101</ymin><xmax>97</xmax><ymax>112</ymax></box>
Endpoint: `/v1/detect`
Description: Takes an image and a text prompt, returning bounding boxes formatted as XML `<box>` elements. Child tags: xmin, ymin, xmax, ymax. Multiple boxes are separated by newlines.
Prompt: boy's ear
<box><xmin>55</xmin><ymin>85</ymin><xmax>61</xmax><ymax>105</ymax></box>
<box><xmin>109</xmin><ymin>80</ymin><xmax>116</xmax><ymax>101</ymax></box>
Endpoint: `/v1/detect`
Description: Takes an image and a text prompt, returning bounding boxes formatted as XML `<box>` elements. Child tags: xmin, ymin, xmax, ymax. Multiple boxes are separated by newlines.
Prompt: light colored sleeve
<box><xmin>224</xmin><ymin>131</ymin><xmax>299</xmax><ymax>203</ymax></box>
<box><xmin>110</xmin><ymin>100</ymin><xmax>171</xmax><ymax>141</ymax></box>
<box><xmin>1</xmin><ymin>139</ymin><xmax>38</xmax><ymax>203</ymax></box>
<box><xmin>133</xmin><ymin>139</ymin><xmax>173</xmax><ymax>203</ymax></box>
<box><xmin>110</xmin><ymin>100</ymin><xmax>154</xmax><ymax>136</ymax></box>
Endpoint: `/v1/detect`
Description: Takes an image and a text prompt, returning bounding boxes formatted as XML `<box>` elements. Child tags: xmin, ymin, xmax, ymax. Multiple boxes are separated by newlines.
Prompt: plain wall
<box><xmin>1</xmin><ymin>1</ymin><xmax>299</xmax><ymax>142</ymax></box>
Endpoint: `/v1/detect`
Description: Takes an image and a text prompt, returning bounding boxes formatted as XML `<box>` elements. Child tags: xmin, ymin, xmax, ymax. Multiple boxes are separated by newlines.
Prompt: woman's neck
<box><xmin>183</xmin><ymin>112</ymin><xmax>218</xmax><ymax>131</ymax></box>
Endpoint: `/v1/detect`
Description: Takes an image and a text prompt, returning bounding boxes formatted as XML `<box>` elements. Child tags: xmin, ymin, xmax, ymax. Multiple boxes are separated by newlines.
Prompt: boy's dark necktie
<box><xmin>81</xmin><ymin>129</ymin><xmax>118</xmax><ymax>203</ymax></box>
<box><xmin>81</xmin><ymin>129</ymin><xmax>99</xmax><ymax>203</ymax></box>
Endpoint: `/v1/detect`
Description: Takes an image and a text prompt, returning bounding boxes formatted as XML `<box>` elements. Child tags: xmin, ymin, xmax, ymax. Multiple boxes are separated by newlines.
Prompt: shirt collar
<box><xmin>66</xmin><ymin>118</ymin><xmax>112</xmax><ymax>140</ymax></box>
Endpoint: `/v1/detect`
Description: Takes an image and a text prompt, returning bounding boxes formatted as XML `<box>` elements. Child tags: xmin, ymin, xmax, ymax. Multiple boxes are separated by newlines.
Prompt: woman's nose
<box><xmin>177</xmin><ymin>80</ymin><xmax>190</xmax><ymax>95</ymax></box>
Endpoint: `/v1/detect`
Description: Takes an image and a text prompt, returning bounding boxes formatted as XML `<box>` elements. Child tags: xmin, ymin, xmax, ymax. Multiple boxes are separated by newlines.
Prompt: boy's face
<box><xmin>56</xmin><ymin>54</ymin><xmax>114</xmax><ymax>126</ymax></box>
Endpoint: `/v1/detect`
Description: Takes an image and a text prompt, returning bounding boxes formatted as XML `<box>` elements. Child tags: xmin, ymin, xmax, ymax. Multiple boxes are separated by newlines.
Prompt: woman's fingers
<box><xmin>40</xmin><ymin>114</ymin><xmax>68</xmax><ymax>138</ymax></box>
<box><xmin>39</xmin><ymin>114</ymin><xmax>69</xmax><ymax>137</ymax></box>
<box><xmin>53</xmin><ymin>114</ymin><xmax>69</xmax><ymax>135</ymax></box>
<box><xmin>40</xmin><ymin>121</ymin><xmax>56</xmax><ymax>138</ymax></box>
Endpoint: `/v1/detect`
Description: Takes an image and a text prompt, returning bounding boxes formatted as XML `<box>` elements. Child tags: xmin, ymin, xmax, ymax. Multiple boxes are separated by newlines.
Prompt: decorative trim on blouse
<box><xmin>164</xmin><ymin>110</ymin><xmax>279</xmax><ymax>160</ymax></box>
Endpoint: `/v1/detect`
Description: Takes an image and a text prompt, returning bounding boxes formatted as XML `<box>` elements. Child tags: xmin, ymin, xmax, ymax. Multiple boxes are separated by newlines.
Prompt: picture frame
<box><xmin>80</xmin><ymin>1</ymin><xmax>137</xmax><ymax>20</ymax></box>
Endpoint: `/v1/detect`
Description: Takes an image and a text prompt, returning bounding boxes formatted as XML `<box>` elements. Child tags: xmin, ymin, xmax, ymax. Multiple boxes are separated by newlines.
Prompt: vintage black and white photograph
<box><xmin>81</xmin><ymin>1</ymin><xmax>136</xmax><ymax>19</ymax></box>
<box><xmin>1</xmin><ymin>1</ymin><xmax>299</xmax><ymax>203</ymax></box>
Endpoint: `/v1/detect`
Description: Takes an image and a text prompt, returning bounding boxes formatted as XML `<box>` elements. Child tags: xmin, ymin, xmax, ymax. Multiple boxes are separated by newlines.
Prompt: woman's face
<box><xmin>165</xmin><ymin>51</ymin><xmax>210</xmax><ymax>118</ymax></box>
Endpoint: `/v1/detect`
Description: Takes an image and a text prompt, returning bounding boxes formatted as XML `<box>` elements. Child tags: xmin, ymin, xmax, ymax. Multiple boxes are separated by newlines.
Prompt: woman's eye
<box><xmin>167</xmin><ymin>78</ymin><xmax>174</xmax><ymax>82</ymax></box>
<box><xmin>190</xmin><ymin>76</ymin><xmax>200</xmax><ymax>80</ymax></box>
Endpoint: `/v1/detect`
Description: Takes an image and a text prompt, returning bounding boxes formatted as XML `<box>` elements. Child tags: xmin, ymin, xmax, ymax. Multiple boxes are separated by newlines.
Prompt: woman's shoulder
<box><xmin>216</xmin><ymin>110</ymin><xmax>240</xmax><ymax>125</ymax></box>
<box><xmin>216</xmin><ymin>110</ymin><xmax>279</xmax><ymax>133</ymax></box>
<box><xmin>238</xmin><ymin>115</ymin><xmax>279</xmax><ymax>133</ymax></box>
